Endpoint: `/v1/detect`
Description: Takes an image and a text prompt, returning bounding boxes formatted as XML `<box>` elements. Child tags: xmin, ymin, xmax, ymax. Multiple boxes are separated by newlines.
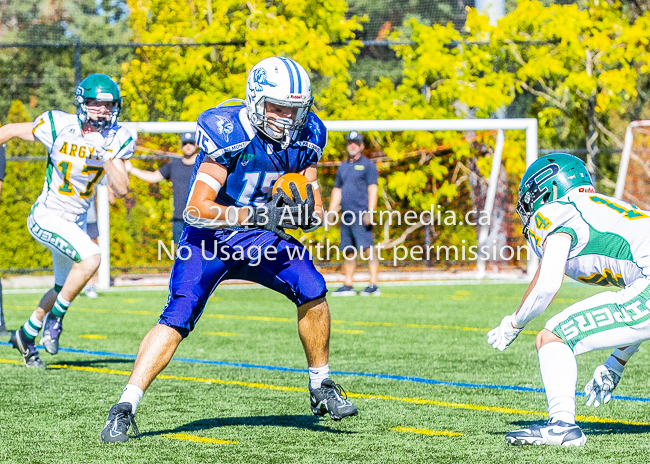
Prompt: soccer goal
<box><xmin>95</xmin><ymin>118</ymin><xmax>539</xmax><ymax>289</ymax></box>
<box><xmin>615</xmin><ymin>120</ymin><xmax>650</xmax><ymax>209</ymax></box>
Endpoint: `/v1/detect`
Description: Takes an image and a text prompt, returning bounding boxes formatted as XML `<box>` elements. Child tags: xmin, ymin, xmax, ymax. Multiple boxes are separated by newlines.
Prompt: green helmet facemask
<box><xmin>516</xmin><ymin>153</ymin><xmax>594</xmax><ymax>239</ymax></box>
<box><xmin>75</xmin><ymin>74</ymin><xmax>122</xmax><ymax>130</ymax></box>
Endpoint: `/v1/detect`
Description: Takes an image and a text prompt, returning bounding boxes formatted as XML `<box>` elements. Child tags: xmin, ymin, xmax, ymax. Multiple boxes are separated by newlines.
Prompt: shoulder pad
<box><xmin>528</xmin><ymin>201</ymin><xmax>582</xmax><ymax>251</ymax></box>
<box><xmin>104</xmin><ymin>125</ymin><xmax>135</xmax><ymax>159</ymax></box>
<box><xmin>49</xmin><ymin>110</ymin><xmax>80</xmax><ymax>130</ymax></box>
<box><xmin>103</xmin><ymin>125</ymin><xmax>133</xmax><ymax>142</ymax></box>
<box><xmin>293</xmin><ymin>113</ymin><xmax>327</xmax><ymax>159</ymax></box>
<box><xmin>196</xmin><ymin>105</ymin><xmax>252</xmax><ymax>157</ymax></box>
<box><xmin>33</xmin><ymin>110</ymin><xmax>79</xmax><ymax>151</ymax></box>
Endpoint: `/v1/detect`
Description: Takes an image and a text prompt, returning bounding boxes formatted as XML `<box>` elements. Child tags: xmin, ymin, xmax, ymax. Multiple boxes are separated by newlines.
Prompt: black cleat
<box><xmin>40</xmin><ymin>312</ymin><xmax>63</xmax><ymax>355</ymax></box>
<box><xmin>310</xmin><ymin>379</ymin><xmax>358</xmax><ymax>421</ymax></box>
<box><xmin>10</xmin><ymin>328</ymin><xmax>45</xmax><ymax>368</ymax></box>
<box><xmin>101</xmin><ymin>403</ymin><xmax>139</xmax><ymax>443</ymax></box>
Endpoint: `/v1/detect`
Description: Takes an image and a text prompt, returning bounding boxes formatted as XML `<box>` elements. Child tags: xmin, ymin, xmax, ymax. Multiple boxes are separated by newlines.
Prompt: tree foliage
<box><xmin>121</xmin><ymin>0</ymin><xmax>361</xmax><ymax>122</ymax></box>
<box><xmin>480</xmin><ymin>0</ymin><xmax>650</xmax><ymax>183</ymax></box>
<box><xmin>0</xmin><ymin>1</ymin><xmax>134</xmax><ymax>121</ymax></box>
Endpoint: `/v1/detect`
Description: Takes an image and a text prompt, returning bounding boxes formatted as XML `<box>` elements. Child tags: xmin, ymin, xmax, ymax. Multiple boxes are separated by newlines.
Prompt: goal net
<box><xmin>616</xmin><ymin>121</ymin><xmax>650</xmax><ymax>210</ymax></box>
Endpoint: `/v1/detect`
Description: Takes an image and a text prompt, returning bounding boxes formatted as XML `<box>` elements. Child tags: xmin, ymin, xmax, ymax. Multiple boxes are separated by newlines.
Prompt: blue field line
<box><xmin>2</xmin><ymin>341</ymin><xmax>649</xmax><ymax>403</ymax></box>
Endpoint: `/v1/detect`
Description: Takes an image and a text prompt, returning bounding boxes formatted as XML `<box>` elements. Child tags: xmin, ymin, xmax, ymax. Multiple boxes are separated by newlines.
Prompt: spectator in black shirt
<box><xmin>328</xmin><ymin>131</ymin><xmax>380</xmax><ymax>296</ymax></box>
<box><xmin>125</xmin><ymin>132</ymin><xmax>198</xmax><ymax>243</ymax></box>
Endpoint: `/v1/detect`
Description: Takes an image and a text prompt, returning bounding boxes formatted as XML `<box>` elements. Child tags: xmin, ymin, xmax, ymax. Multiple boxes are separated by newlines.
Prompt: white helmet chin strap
<box><xmin>264</xmin><ymin>125</ymin><xmax>282</xmax><ymax>139</ymax></box>
<box><xmin>263</xmin><ymin>117</ymin><xmax>294</xmax><ymax>148</ymax></box>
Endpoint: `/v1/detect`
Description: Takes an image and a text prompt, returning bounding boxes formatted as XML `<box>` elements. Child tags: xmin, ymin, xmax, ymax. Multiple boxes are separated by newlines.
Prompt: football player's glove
<box><xmin>248</xmin><ymin>192</ymin><xmax>299</xmax><ymax>241</ymax></box>
<box><xmin>487</xmin><ymin>314</ymin><xmax>523</xmax><ymax>351</ymax></box>
<box><xmin>584</xmin><ymin>364</ymin><xmax>622</xmax><ymax>408</ymax></box>
<box><xmin>288</xmin><ymin>183</ymin><xmax>321</xmax><ymax>232</ymax></box>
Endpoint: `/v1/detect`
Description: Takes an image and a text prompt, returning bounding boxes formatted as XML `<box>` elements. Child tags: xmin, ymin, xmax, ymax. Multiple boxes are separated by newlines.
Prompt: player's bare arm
<box><xmin>103</xmin><ymin>158</ymin><xmax>129</xmax><ymax>198</ymax></box>
<box><xmin>124</xmin><ymin>159</ymin><xmax>165</xmax><ymax>183</ymax></box>
<box><xmin>487</xmin><ymin>232</ymin><xmax>571</xmax><ymax>351</ymax></box>
<box><xmin>184</xmin><ymin>159</ymin><xmax>248</xmax><ymax>224</ymax></box>
<box><xmin>0</xmin><ymin>121</ymin><xmax>36</xmax><ymax>144</ymax></box>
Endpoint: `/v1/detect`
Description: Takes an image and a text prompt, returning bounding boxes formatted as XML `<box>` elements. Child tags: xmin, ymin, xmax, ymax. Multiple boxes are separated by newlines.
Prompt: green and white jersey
<box><xmin>32</xmin><ymin>110</ymin><xmax>134</xmax><ymax>216</ymax></box>
<box><xmin>527</xmin><ymin>190</ymin><xmax>650</xmax><ymax>288</ymax></box>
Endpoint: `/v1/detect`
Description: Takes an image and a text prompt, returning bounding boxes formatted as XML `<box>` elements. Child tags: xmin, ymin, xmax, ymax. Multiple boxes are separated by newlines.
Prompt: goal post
<box><xmin>95</xmin><ymin>118</ymin><xmax>538</xmax><ymax>288</ymax></box>
<box><xmin>615</xmin><ymin>120</ymin><xmax>650</xmax><ymax>201</ymax></box>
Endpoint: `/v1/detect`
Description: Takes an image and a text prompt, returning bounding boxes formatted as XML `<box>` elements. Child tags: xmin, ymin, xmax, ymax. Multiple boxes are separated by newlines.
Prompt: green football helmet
<box><xmin>75</xmin><ymin>74</ymin><xmax>122</xmax><ymax>130</ymax></box>
<box><xmin>516</xmin><ymin>153</ymin><xmax>594</xmax><ymax>238</ymax></box>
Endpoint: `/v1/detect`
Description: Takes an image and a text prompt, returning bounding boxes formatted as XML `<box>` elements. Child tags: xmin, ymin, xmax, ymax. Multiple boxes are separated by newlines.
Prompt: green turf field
<box><xmin>1</xmin><ymin>282</ymin><xmax>650</xmax><ymax>463</ymax></box>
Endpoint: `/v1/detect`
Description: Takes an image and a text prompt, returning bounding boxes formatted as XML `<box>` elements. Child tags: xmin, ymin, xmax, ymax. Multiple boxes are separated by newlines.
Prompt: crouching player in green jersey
<box><xmin>488</xmin><ymin>153</ymin><xmax>650</xmax><ymax>446</ymax></box>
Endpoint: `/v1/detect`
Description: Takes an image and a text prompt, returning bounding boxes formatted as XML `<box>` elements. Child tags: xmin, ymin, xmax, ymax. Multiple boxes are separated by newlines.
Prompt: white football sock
<box><xmin>23</xmin><ymin>311</ymin><xmax>44</xmax><ymax>339</ymax></box>
<box><xmin>539</xmin><ymin>341</ymin><xmax>577</xmax><ymax>424</ymax></box>
<box><xmin>119</xmin><ymin>384</ymin><xmax>144</xmax><ymax>414</ymax></box>
<box><xmin>309</xmin><ymin>364</ymin><xmax>330</xmax><ymax>389</ymax></box>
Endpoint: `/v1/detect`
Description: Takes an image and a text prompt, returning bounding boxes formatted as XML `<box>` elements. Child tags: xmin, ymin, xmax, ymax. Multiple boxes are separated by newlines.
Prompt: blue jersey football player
<box><xmin>101</xmin><ymin>57</ymin><xmax>358</xmax><ymax>442</ymax></box>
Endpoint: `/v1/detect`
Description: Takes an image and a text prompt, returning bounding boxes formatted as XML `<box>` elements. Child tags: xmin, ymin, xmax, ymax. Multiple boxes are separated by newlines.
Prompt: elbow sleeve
<box><xmin>513</xmin><ymin>234</ymin><xmax>570</xmax><ymax>328</ymax></box>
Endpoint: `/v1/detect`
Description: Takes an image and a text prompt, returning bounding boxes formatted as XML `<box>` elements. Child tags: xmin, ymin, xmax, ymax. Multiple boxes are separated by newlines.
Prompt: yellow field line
<box><xmin>79</xmin><ymin>334</ymin><xmax>108</xmax><ymax>339</ymax></box>
<box><xmin>390</xmin><ymin>426</ymin><xmax>464</xmax><ymax>437</ymax></box>
<box><xmin>202</xmin><ymin>332</ymin><xmax>240</xmax><ymax>337</ymax></box>
<box><xmin>332</xmin><ymin>329</ymin><xmax>364</xmax><ymax>334</ymax></box>
<box><xmin>380</xmin><ymin>293</ymin><xmax>428</xmax><ymax>299</ymax></box>
<box><xmin>0</xmin><ymin>359</ymin><xmax>22</xmax><ymax>365</ymax></box>
<box><xmin>4</xmin><ymin>305</ymin><xmax>538</xmax><ymax>335</ymax></box>
<box><xmin>332</xmin><ymin>320</ymin><xmax>398</xmax><ymax>327</ymax></box>
<box><xmin>0</xmin><ymin>360</ymin><xmax>642</xmax><ymax>427</ymax></box>
<box><xmin>161</xmin><ymin>432</ymin><xmax>237</xmax><ymax>444</ymax></box>
<box><xmin>203</xmin><ymin>314</ymin><xmax>293</xmax><ymax>323</ymax></box>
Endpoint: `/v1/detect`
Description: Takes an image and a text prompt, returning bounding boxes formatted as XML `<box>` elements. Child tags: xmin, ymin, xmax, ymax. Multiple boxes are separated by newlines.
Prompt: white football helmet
<box><xmin>245</xmin><ymin>56</ymin><xmax>313</xmax><ymax>148</ymax></box>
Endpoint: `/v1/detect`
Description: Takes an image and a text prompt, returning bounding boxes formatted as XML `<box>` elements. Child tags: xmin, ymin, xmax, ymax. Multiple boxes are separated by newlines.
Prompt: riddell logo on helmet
<box><xmin>578</xmin><ymin>187</ymin><xmax>595</xmax><ymax>193</ymax></box>
<box><xmin>288</xmin><ymin>94</ymin><xmax>303</xmax><ymax>100</ymax></box>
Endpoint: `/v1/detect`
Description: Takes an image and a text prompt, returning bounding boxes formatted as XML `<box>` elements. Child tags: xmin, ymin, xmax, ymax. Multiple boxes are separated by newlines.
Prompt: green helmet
<box><xmin>516</xmin><ymin>153</ymin><xmax>594</xmax><ymax>238</ymax></box>
<box><xmin>75</xmin><ymin>74</ymin><xmax>122</xmax><ymax>130</ymax></box>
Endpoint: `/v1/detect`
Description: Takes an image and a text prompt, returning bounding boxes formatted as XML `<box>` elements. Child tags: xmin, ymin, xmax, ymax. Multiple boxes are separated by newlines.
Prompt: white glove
<box><xmin>584</xmin><ymin>363</ymin><xmax>622</xmax><ymax>408</ymax></box>
<box><xmin>84</xmin><ymin>131</ymin><xmax>111</xmax><ymax>162</ymax></box>
<box><xmin>487</xmin><ymin>314</ymin><xmax>523</xmax><ymax>351</ymax></box>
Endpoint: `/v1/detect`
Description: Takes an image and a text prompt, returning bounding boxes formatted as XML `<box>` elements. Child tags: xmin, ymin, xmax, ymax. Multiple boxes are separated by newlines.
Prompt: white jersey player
<box><xmin>487</xmin><ymin>153</ymin><xmax>650</xmax><ymax>446</ymax></box>
<box><xmin>0</xmin><ymin>73</ymin><xmax>132</xmax><ymax>367</ymax></box>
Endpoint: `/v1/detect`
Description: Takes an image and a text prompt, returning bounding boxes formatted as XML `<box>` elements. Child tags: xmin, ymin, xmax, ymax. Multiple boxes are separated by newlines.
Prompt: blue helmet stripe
<box><xmin>279</xmin><ymin>58</ymin><xmax>295</xmax><ymax>94</ymax></box>
<box><xmin>287</xmin><ymin>59</ymin><xmax>302</xmax><ymax>93</ymax></box>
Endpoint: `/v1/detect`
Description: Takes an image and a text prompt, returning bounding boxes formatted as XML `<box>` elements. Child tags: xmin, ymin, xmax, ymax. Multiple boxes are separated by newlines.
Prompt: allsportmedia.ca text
<box><xmin>182</xmin><ymin>204</ymin><xmax>493</xmax><ymax>228</ymax></box>
<box><xmin>324</xmin><ymin>206</ymin><xmax>493</xmax><ymax>227</ymax></box>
